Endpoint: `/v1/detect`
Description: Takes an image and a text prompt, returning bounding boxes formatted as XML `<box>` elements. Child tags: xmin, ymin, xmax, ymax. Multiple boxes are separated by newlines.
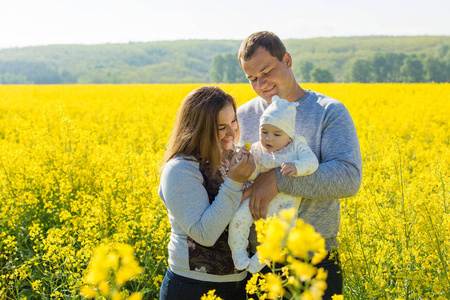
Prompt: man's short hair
<box><xmin>238</xmin><ymin>31</ymin><xmax>286</xmax><ymax>65</ymax></box>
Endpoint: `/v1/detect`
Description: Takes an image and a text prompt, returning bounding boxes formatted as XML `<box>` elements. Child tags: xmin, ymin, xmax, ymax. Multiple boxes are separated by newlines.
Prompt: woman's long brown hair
<box><xmin>162</xmin><ymin>86</ymin><xmax>239</xmax><ymax>174</ymax></box>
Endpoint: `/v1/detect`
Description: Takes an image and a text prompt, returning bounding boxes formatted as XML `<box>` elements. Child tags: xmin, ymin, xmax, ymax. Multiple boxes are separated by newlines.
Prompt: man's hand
<box><xmin>242</xmin><ymin>169</ymin><xmax>279</xmax><ymax>220</ymax></box>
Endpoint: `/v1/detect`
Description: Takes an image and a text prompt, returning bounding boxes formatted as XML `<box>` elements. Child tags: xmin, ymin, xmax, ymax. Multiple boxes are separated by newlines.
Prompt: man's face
<box><xmin>240</xmin><ymin>47</ymin><xmax>295</xmax><ymax>103</ymax></box>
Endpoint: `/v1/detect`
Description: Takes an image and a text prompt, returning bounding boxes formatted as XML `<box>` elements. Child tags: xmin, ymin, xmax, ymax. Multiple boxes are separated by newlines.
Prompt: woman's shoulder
<box><xmin>162</xmin><ymin>156</ymin><xmax>201</xmax><ymax>177</ymax></box>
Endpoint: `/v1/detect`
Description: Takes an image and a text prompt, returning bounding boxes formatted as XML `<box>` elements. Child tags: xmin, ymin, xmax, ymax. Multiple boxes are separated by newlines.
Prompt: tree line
<box><xmin>209</xmin><ymin>53</ymin><xmax>336</xmax><ymax>83</ymax></box>
<box><xmin>0</xmin><ymin>60</ymin><xmax>77</xmax><ymax>84</ymax></box>
<box><xmin>210</xmin><ymin>44</ymin><xmax>450</xmax><ymax>83</ymax></box>
<box><xmin>349</xmin><ymin>44</ymin><xmax>449</xmax><ymax>83</ymax></box>
<box><xmin>1</xmin><ymin>37</ymin><xmax>449</xmax><ymax>84</ymax></box>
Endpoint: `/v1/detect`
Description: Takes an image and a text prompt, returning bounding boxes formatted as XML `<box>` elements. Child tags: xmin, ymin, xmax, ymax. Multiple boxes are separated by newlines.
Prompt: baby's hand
<box><xmin>281</xmin><ymin>162</ymin><xmax>297</xmax><ymax>177</ymax></box>
<box><xmin>235</xmin><ymin>145</ymin><xmax>250</xmax><ymax>163</ymax></box>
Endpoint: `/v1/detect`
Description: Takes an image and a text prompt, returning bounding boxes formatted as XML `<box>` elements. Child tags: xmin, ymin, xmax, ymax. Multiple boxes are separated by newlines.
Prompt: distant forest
<box><xmin>0</xmin><ymin>36</ymin><xmax>449</xmax><ymax>84</ymax></box>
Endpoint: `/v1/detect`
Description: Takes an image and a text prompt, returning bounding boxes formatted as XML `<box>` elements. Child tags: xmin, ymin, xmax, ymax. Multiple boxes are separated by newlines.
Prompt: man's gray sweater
<box><xmin>237</xmin><ymin>89</ymin><xmax>363</xmax><ymax>250</ymax></box>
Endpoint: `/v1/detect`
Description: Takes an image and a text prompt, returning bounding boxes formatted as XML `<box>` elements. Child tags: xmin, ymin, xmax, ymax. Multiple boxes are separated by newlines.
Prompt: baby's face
<box><xmin>259</xmin><ymin>124</ymin><xmax>291</xmax><ymax>152</ymax></box>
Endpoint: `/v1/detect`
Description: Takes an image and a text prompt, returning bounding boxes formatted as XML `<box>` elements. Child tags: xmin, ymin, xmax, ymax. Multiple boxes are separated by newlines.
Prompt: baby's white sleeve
<box><xmin>248</xmin><ymin>142</ymin><xmax>262</xmax><ymax>180</ymax></box>
<box><xmin>291</xmin><ymin>136</ymin><xmax>319</xmax><ymax>177</ymax></box>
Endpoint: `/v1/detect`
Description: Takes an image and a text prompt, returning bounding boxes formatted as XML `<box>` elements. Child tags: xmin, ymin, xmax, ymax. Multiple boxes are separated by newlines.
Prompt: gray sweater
<box><xmin>159</xmin><ymin>156</ymin><xmax>248</xmax><ymax>282</ymax></box>
<box><xmin>237</xmin><ymin>89</ymin><xmax>362</xmax><ymax>249</ymax></box>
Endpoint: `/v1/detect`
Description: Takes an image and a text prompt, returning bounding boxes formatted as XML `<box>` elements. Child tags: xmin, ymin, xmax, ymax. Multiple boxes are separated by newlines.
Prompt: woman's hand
<box><xmin>235</xmin><ymin>145</ymin><xmax>250</xmax><ymax>163</ymax></box>
<box><xmin>228</xmin><ymin>151</ymin><xmax>255</xmax><ymax>183</ymax></box>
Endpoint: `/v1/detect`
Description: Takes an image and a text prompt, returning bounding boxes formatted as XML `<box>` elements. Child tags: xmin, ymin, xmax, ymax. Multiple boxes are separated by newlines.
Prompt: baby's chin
<box><xmin>262</xmin><ymin>145</ymin><xmax>279</xmax><ymax>152</ymax></box>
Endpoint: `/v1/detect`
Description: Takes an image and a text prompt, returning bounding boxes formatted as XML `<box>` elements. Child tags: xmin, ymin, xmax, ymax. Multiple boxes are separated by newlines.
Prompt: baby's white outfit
<box><xmin>228</xmin><ymin>136</ymin><xmax>318</xmax><ymax>273</ymax></box>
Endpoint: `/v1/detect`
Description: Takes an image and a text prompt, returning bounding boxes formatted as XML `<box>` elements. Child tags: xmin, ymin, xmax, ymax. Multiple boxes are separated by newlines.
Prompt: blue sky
<box><xmin>1</xmin><ymin>0</ymin><xmax>449</xmax><ymax>49</ymax></box>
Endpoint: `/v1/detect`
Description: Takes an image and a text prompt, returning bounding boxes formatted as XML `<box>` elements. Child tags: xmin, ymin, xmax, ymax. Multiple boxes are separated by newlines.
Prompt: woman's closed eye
<box><xmin>219</xmin><ymin>118</ymin><xmax>237</xmax><ymax>131</ymax></box>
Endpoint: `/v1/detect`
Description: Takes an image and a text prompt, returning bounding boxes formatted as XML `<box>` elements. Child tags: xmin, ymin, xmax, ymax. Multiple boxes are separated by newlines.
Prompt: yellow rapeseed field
<box><xmin>0</xmin><ymin>84</ymin><xmax>449</xmax><ymax>299</ymax></box>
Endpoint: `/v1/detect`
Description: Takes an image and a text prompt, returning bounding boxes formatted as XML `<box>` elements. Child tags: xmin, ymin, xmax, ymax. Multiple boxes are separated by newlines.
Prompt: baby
<box><xmin>229</xmin><ymin>96</ymin><xmax>319</xmax><ymax>274</ymax></box>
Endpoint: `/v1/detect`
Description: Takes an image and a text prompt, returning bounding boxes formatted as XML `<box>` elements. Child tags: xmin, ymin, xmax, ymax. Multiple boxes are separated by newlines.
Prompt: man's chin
<box><xmin>260</xmin><ymin>94</ymin><xmax>276</xmax><ymax>103</ymax></box>
<box><xmin>260</xmin><ymin>91</ymin><xmax>280</xmax><ymax>103</ymax></box>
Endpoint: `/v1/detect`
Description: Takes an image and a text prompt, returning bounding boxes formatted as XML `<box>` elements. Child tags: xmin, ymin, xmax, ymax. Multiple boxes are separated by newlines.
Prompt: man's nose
<box><xmin>257</xmin><ymin>77</ymin><xmax>267</xmax><ymax>88</ymax></box>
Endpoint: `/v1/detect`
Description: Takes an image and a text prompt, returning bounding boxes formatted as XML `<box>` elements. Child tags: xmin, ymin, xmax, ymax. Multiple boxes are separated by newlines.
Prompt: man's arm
<box><xmin>277</xmin><ymin>104</ymin><xmax>362</xmax><ymax>199</ymax></box>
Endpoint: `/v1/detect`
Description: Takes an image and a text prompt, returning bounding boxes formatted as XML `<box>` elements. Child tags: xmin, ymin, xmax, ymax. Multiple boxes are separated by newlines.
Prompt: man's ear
<box><xmin>284</xmin><ymin>52</ymin><xmax>293</xmax><ymax>68</ymax></box>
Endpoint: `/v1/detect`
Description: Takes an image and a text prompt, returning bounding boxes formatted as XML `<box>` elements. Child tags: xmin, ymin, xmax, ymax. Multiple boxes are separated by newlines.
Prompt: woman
<box><xmin>159</xmin><ymin>86</ymin><xmax>255</xmax><ymax>299</ymax></box>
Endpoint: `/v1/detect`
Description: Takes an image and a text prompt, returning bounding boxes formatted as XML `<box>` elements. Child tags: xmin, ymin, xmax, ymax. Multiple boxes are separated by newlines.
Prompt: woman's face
<box><xmin>217</xmin><ymin>103</ymin><xmax>238</xmax><ymax>151</ymax></box>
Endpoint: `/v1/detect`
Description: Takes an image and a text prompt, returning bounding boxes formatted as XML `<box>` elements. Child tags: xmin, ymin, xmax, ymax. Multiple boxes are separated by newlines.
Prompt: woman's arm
<box><xmin>159</xmin><ymin>158</ymin><xmax>243</xmax><ymax>247</ymax></box>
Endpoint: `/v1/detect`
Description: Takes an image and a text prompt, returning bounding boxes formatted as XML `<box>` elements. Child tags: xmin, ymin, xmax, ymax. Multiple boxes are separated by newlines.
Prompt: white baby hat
<box><xmin>259</xmin><ymin>95</ymin><xmax>299</xmax><ymax>138</ymax></box>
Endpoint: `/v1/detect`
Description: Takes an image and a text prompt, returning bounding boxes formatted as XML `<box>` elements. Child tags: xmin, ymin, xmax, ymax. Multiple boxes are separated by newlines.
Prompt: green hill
<box><xmin>0</xmin><ymin>36</ymin><xmax>449</xmax><ymax>84</ymax></box>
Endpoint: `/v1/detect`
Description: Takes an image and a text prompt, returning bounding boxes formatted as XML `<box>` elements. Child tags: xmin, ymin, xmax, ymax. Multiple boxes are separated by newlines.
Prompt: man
<box><xmin>237</xmin><ymin>31</ymin><xmax>362</xmax><ymax>299</ymax></box>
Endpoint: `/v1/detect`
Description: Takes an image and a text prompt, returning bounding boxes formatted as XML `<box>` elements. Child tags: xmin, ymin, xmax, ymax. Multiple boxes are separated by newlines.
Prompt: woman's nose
<box><xmin>227</xmin><ymin>126</ymin><xmax>236</xmax><ymax>137</ymax></box>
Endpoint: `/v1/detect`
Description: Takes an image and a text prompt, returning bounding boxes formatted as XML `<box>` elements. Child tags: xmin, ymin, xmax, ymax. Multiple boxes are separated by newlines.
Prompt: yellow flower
<box><xmin>286</xmin><ymin>219</ymin><xmax>325</xmax><ymax>260</ymax></box>
<box><xmin>201</xmin><ymin>289</ymin><xmax>223</xmax><ymax>300</ymax></box>
<box><xmin>309</xmin><ymin>279</ymin><xmax>327</xmax><ymax>299</ymax></box>
<box><xmin>256</xmin><ymin>218</ymin><xmax>288</xmax><ymax>263</ymax></box>
<box><xmin>246</xmin><ymin>273</ymin><xmax>260</xmax><ymax>295</ymax></box>
<box><xmin>31</xmin><ymin>280</ymin><xmax>42</xmax><ymax>291</ymax></box>
<box><xmin>2</xmin><ymin>84</ymin><xmax>449</xmax><ymax>299</ymax></box>
<box><xmin>315</xmin><ymin>267</ymin><xmax>328</xmax><ymax>281</ymax></box>
<box><xmin>311</xmin><ymin>249</ymin><xmax>328</xmax><ymax>265</ymax></box>
<box><xmin>129</xmin><ymin>292</ymin><xmax>143</xmax><ymax>300</ymax></box>
<box><xmin>111</xmin><ymin>290</ymin><xmax>126</xmax><ymax>300</ymax></box>
<box><xmin>279</xmin><ymin>207</ymin><xmax>297</xmax><ymax>222</ymax></box>
<box><xmin>98</xmin><ymin>280</ymin><xmax>110</xmax><ymax>296</ymax></box>
<box><xmin>300</xmin><ymin>290</ymin><xmax>314</xmax><ymax>300</ymax></box>
<box><xmin>263</xmin><ymin>273</ymin><xmax>285</xmax><ymax>299</ymax></box>
<box><xmin>80</xmin><ymin>285</ymin><xmax>98</xmax><ymax>299</ymax></box>
<box><xmin>105</xmin><ymin>252</ymin><xmax>120</xmax><ymax>270</ymax></box>
<box><xmin>288</xmin><ymin>259</ymin><xmax>317</xmax><ymax>282</ymax></box>
<box><xmin>281</xmin><ymin>266</ymin><xmax>290</xmax><ymax>277</ymax></box>
<box><xmin>115</xmin><ymin>263</ymin><xmax>143</xmax><ymax>286</ymax></box>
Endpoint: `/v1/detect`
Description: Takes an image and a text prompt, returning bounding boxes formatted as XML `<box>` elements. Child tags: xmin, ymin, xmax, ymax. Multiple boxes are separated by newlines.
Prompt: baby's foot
<box><xmin>247</xmin><ymin>254</ymin><xmax>266</xmax><ymax>274</ymax></box>
<box><xmin>233</xmin><ymin>251</ymin><xmax>251</xmax><ymax>270</ymax></box>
